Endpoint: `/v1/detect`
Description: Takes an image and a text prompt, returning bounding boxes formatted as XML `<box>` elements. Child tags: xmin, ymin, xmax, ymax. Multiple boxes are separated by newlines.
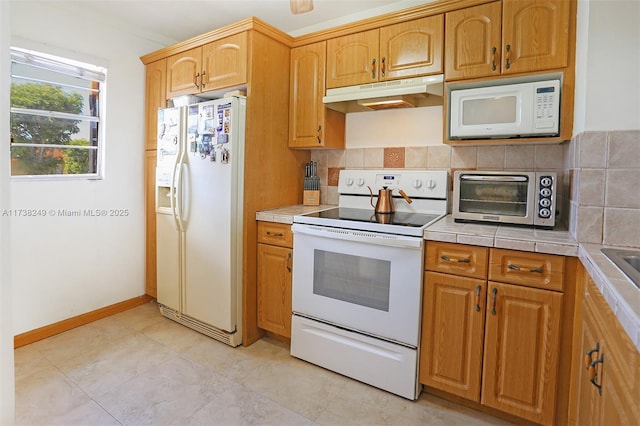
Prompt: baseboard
<box><xmin>14</xmin><ymin>294</ymin><xmax>153</xmax><ymax>348</ymax></box>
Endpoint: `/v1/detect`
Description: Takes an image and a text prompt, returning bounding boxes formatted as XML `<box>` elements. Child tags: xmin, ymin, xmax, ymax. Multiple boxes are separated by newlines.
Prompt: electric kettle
<box><xmin>367</xmin><ymin>186</ymin><xmax>412</xmax><ymax>214</ymax></box>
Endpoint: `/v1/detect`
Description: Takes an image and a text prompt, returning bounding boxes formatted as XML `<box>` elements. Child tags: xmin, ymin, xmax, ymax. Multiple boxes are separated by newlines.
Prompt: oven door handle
<box><xmin>460</xmin><ymin>175</ymin><xmax>528</xmax><ymax>182</ymax></box>
<box><xmin>291</xmin><ymin>224</ymin><xmax>423</xmax><ymax>249</ymax></box>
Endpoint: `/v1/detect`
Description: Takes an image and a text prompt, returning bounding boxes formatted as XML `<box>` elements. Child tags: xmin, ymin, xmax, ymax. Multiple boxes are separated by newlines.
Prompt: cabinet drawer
<box><xmin>257</xmin><ymin>222</ymin><xmax>293</xmax><ymax>248</ymax></box>
<box><xmin>425</xmin><ymin>241</ymin><xmax>489</xmax><ymax>279</ymax></box>
<box><xmin>489</xmin><ymin>248</ymin><xmax>564</xmax><ymax>292</ymax></box>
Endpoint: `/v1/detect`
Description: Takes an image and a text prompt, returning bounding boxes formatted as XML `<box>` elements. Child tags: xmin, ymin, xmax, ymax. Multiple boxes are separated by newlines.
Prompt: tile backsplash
<box><xmin>565</xmin><ymin>130</ymin><xmax>640</xmax><ymax>248</ymax></box>
<box><xmin>310</xmin><ymin>130</ymin><xmax>640</xmax><ymax>248</ymax></box>
<box><xmin>310</xmin><ymin>143</ymin><xmax>569</xmax><ymax>224</ymax></box>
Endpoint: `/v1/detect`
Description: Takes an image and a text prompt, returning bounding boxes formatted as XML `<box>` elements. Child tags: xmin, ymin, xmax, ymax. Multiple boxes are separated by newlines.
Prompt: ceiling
<box><xmin>47</xmin><ymin>0</ymin><xmax>434</xmax><ymax>46</ymax></box>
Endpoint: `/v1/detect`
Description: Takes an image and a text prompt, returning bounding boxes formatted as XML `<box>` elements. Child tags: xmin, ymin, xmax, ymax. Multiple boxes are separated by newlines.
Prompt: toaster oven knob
<box><xmin>540</xmin><ymin>177</ymin><xmax>553</xmax><ymax>187</ymax></box>
<box><xmin>539</xmin><ymin>208</ymin><xmax>552</xmax><ymax>218</ymax></box>
<box><xmin>539</xmin><ymin>198</ymin><xmax>552</xmax><ymax>208</ymax></box>
<box><xmin>540</xmin><ymin>187</ymin><xmax>552</xmax><ymax>198</ymax></box>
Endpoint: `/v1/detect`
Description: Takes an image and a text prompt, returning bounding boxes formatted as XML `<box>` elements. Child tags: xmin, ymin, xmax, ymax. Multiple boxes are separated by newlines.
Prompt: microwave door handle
<box><xmin>460</xmin><ymin>175</ymin><xmax>528</xmax><ymax>182</ymax></box>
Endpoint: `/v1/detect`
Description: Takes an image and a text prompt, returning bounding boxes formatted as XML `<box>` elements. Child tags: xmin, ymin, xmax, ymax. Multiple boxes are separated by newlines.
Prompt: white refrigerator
<box><xmin>155</xmin><ymin>96</ymin><xmax>245</xmax><ymax>347</ymax></box>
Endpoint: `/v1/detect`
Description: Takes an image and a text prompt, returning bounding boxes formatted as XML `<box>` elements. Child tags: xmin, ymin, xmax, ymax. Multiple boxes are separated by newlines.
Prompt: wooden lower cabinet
<box><xmin>420</xmin><ymin>271</ymin><xmax>486</xmax><ymax>400</ymax></box>
<box><xmin>421</xmin><ymin>242</ymin><xmax>566</xmax><ymax>425</ymax></box>
<box><xmin>256</xmin><ymin>222</ymin><xmax>293</xmax><ymax>338</ymax></box>
<box><xmin>571</xmin><ymin>273</ymin><xmax>640</xmax><ymax>425</ymax></box>
<box><xmin>482</xmin><ymin>281</ymin><xmax>562</xmax><ymax>425</ymax></box>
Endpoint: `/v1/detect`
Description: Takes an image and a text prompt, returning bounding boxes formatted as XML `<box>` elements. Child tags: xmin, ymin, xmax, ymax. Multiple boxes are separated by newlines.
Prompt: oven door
<box><xmin>291</xmin><ymin>223</ymin><xmax>424</xmax><ymax>347</ymax></box>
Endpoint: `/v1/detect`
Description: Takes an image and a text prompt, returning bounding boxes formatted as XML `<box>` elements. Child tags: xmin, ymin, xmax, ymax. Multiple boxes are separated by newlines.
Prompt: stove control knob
<box><xmin>345</xmin><ymin>178</ymin><xmax>354</xmax><ymax>186</ymax></box>
<box><xmin>427</xmin><ymin>179</ymin><xmax>437</xmax><ymax>189</ymax></box>
<box><xmin>412</xmin><ymin>179</ymin><xmax>422</xmax><ymax>189</ymax></box>
<box><xmin>356</xmin><ymin>178</ymin><xmax>365</xmax><ymax>187</ymax></box>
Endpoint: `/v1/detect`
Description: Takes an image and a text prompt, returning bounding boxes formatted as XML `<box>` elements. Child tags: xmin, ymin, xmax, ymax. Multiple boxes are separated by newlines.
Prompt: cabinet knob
<box><xmin>194</xmin><ymin>72</ymin><xmax>200</xmax><ymax>89</ymax></box>
<box><xmin>286</xmin><ymin>252</ymin><xmax>292</xmax><ymax>272</ymax></box>
<box><xmin>201</xmin><ymin>70</ymin><xmax>206</xmax><ymax>88</ymax></box>
<box><xmin>371</xmin><ymin>58</ymin><xmax>376</xmax><ymax>79</ymax></box>
<box><xmin>381</xmin><ymin>57</ymin><xmax>386</xmax><ymax>77</ymax></box>
<box><xmin>475</xmin><ymin>284</ymin><xmax>482</xmax><ymax>312</ymax></box>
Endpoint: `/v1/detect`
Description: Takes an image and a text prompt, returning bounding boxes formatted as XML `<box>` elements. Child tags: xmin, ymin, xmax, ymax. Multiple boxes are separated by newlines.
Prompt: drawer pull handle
<box><xmin>267</xmin><ymin>232</ymin><xmax>284</xmax><ymax>237</ymax></box>
<box><xmin>475</xmin><ymin>284</ymin><xmax>482</xmax><ymax>312</ymax></box>
<box><xmin>507</xmin><ymin>263</ymin><xmax>543</xmax><ymax>273</ymax></box>
<box><xmin>441</xmin><ymin>255</ymin><xmax>470</xmax><ymax>263</ymax></box>
<box><xmin>589</xmin><ymin>354</ymin><xmax>604</xmax><ymax>395</ymax></box>
<box><xmin>491</xmin><ymin>287</ymin><xmax>498</xmax><ymax>315</ymax></box>
<box><xmin>585</xmin><ymin>342</ymin><xmax>600</xmax><ymax>368</ymax></box>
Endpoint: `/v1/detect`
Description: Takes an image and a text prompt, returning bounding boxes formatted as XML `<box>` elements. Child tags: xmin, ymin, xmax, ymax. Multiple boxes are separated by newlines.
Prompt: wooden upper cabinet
<box><xmin>326</xmin><ymin>15</ymin><xmax>444</xmax><ymax>88</ymax></box>
<box><xmin>326</xmin><ymin>29</ymin><xmax>379</xmax><ymax>88</ymax></box>
<box><xmin>289</xmin><ymin>41</ymin><xmax>345</xmax><ymax>148</ymax></box>
<box><xmin>144</xmin><ymin>59</ymin><xmax>167</xmax><ymax>150</ymax></box>
<box><xmin>445</xmin><ymin>0</ymin><xmax>570</xmax><ymax>81</ymax></box>
<box><xmin>502</xmin><ymin>0</ymin><xmax>570</xmax><ymax>75</ymax></box>
<box><xmin>379</xmin><ymin>15</ymin><xmax>444</xmax><ymax>80</ymax></box>
<box><xmin>482</xmin><ymin>281</ymin><xmax>562</xmax><ymax>425</ymax></box>
<box><xmin>445</xmin><ymin>1</ymin><xmax>502</xmax><ymax>81</ymax></box>
<box><xmin>166</xmin><ymin>46</ymin><xmax>202</xmax><ymax>98</ymax></box>
<box><xmin>166</xmin><ymin>33</ymin><xmax>248</xmax><ymax>98</ymax></box>
<box><xmin>201</xmin><ymin>32</ymin><xmax>247</xmax><ymax>91</ymax></box>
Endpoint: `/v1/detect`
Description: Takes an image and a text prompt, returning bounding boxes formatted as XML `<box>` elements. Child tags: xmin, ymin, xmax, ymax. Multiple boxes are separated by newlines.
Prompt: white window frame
<box><xmin>9</xmin><ymin>47</ymin><xmax>107</xmax><ymax>180</ymax></box>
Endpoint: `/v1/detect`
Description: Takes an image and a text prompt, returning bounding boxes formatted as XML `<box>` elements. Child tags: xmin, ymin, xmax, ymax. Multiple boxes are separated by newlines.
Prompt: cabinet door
<box><xmin>257</xmin><ymin>244</ymin><xmax>293</xmax><ymax>338</ymax></box>
<box><xmin>379</xmin><ymin>15</ymin><xmax>444</xmax><ymax>80</ymax></box>
<box><xmin>289</xmin><ymin>42</ymin><xmax>327</xmax><ymax>148</ymax></box>
<box><xmin>166</xmin><ymin>46</ymin><xmax>202</xmax><ymax>98</ymax></box>
<box><xmin>444</xmin><ymin>1</ymin><xmax>502</xmax><ymax>80</ymax></box>
<box><xmin>145</xmin><ymin>59</ymin><xmax>167</xmax><ymax>150</ymax></box>
<box><xmin>482</xmin><ymin>281</ymin><xmax>562</xmax><ymax>425</ymax></box>
<box><xmin>420</xmin><ymin>272</ymin><xmax>486</xmax><ymax>401</ymax></box>
<box><xmin>326</xmin><ymin>29</ymin><xmax>379</xmax><ymax>88</ymax></box>
<box><xmin>501</xmin><ymin>0</ymin><xmax>570</xmax><ymax>74</ymax></box>
<box><xmin>201</xmin><ymin>32</ymin><xmax>247</xmax><ymax>92</ymax></box>
<box><xmin>573</xmin><ymin>298</ymin><xmax>601</xmax><ymax>426</ymax></box>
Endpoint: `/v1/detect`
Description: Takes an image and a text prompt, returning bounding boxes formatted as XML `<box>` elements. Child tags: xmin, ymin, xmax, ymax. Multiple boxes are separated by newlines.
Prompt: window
<box><xmin>10</xmin><ymin>47</ymin><xmax>106</xmax><ymax>178</ymax></box>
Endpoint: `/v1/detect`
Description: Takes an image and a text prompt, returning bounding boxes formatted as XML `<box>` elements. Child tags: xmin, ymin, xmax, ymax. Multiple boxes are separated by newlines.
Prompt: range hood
<box><xmin>323</xmin><ymin>74</ymin><xmax>444</xmax><ymax>113</ymax></box>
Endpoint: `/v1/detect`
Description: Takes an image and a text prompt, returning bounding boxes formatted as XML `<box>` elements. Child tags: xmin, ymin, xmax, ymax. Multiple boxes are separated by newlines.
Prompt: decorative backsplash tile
<box><xmin>383</xmin><ymin>147</ymin><xmax>405</xmax><ymax>168</ymax></box>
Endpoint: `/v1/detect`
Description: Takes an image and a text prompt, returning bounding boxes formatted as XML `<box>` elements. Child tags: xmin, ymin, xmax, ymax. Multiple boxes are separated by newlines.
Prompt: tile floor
<box><xmin>15</xmin><ymin>301</ymin><xmax>512</xmax><ymax>425</ymax></box>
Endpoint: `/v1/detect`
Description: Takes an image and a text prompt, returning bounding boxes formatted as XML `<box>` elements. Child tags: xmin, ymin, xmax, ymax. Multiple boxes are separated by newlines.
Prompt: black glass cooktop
<box><xmin>304</xmin><ymin>207</ymin><xmax>440</xmax><ymax>228</ymax></box>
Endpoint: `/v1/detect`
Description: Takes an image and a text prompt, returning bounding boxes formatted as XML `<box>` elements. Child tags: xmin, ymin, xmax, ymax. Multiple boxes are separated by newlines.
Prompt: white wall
<box><xmin>1</xmin><ymin>2</ymin><xmax>15</xmax><ymax>423</ymax></box>
<box><xmin>574</xmin><ymin>0</ymin><xmax>640</xmax><ymax>133</ymax></box>
<box><xmin>10</xmin><ymin>2</ymin><xmax>165</xmax><ymax>334</ymax></box>
<box><xmin>346</xmin><ymin>106</ymin><xmax>443</xmax><ymax>148</ymax></box>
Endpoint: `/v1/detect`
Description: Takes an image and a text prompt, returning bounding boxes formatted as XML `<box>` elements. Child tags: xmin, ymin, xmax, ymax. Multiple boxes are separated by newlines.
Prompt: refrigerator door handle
<box><xmin>175</xmin><ymin>162</ymin><xmax>186</xmax><ymax>233</ymax></box>
<box><xmin>169</xmin><ymin>161</ymin><xmax>181</xmax><ymax>230</ymax></box>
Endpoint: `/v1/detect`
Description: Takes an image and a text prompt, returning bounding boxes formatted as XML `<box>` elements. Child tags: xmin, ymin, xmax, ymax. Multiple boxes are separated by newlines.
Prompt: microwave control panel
<box><xmin>533</xmin><ymin>80</ymin><xmax>560</xmax><ymax>130</ymax></box>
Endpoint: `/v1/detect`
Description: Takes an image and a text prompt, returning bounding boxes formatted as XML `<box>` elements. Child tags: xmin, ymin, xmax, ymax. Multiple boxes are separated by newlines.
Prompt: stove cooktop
<box><xmin>294</xmin><ymin>207</ymin><xmax>444</xmax><ymax>237</ymax></box>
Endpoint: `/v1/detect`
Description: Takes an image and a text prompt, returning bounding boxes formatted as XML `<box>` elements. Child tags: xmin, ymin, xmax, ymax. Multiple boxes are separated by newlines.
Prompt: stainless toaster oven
<box><xmin>452</xmin><ymin>170</ymin><xmax>557</xmax><ymax>228</ymax></box>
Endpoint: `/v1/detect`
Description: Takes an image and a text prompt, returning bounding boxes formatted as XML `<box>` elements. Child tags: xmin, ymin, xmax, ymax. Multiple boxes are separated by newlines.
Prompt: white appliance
<box><xmin>291</xmin><ymin>169</ymin><xmax>448</xmax><ymax>400</ymax></box>
<box><xmin>448</xmin><ymin>77</ymin><xmax>561</xmax><ymax>139</ymax></box>
<box><xmin>155</xmin><ymin>96</ymin><xmax>246</xmax><ymax>347</ymax></box>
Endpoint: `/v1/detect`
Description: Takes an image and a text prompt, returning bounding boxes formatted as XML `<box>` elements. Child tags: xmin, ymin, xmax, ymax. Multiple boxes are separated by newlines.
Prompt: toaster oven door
<box><xmin>453</xmin><ymin>173</ymin><xmax>535</xmax><ymax>225</ymax></box>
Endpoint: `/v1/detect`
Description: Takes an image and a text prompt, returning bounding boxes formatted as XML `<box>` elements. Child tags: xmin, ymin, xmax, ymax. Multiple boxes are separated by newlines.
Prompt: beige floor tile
<box><xmin>15</xmin><ymin>303</ymin><xmax>516</xmax><ymax>426</ymax></box>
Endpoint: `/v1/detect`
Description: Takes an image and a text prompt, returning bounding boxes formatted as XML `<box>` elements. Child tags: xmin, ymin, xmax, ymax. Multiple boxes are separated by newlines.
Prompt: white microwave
<box><xmin>449</xmin><ymin>79</ymin><xmax>560</xmax><ymax>139</ymax></box>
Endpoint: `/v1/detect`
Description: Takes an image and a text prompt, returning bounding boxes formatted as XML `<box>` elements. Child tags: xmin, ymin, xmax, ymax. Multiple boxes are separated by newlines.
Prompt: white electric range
<box><xmin>290</xmin><ymin>169</ymin><xmax>448</xmax><ymax>400</ymax></box>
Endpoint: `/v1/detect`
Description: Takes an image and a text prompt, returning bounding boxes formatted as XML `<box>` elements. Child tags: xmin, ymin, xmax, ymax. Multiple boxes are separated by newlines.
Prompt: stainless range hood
<box><xmin>323</xmin><ymin>74</ymin><xmax>444</xmax><ymax>113</ymax></box>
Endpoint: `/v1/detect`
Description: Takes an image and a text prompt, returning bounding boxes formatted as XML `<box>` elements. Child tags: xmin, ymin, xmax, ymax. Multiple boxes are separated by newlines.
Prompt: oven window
<box><xmin>313</xmin><ymin>250</ymin><xmax>391</xmax><ymax>312</ymax></box>
<box><xmin>459</xmin><ymin>177</ymin><xmax>529</xmax><ymax>217</ymax></box>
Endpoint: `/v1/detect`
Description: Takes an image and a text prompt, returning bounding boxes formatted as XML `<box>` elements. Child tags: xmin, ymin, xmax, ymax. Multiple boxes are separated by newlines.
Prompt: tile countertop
<box><xmin>256</xmin><ymin>207</ymin><xmax>640</xmax><ymax>352</ymax></box>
